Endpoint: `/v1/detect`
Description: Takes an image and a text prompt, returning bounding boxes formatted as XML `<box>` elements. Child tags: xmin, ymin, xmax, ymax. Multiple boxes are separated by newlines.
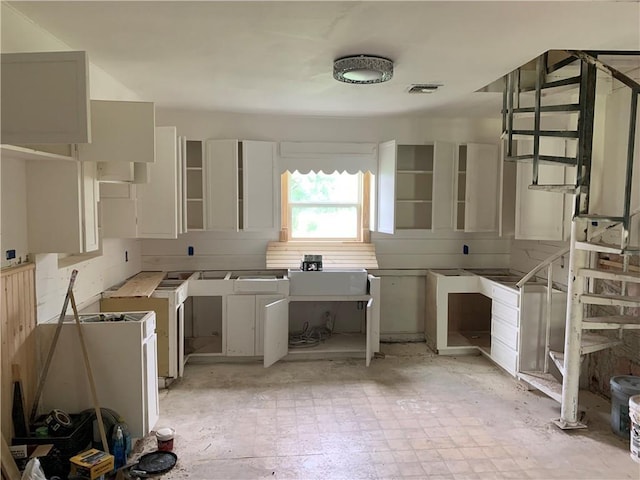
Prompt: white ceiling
<box><xmin>5</xmin><ymin>1</ymin><xmax>640</xmax><ymax>118</ymax></box>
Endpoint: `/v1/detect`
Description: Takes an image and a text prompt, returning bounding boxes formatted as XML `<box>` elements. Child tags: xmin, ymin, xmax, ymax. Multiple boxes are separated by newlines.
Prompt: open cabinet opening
<box><xmin>184</xmin><ymin>296</ymin><xmax>223</xmax><ymax>356</ymax></box>
<box><xmin>447</xmin><ymin>293</ymin><xmax>492</xmax><ymax>354</ymax></box>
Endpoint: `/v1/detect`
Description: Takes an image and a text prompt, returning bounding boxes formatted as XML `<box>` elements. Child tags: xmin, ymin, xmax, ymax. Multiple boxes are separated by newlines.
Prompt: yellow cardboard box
<box><xmin>69</xmin><ymin>448</ymin><xmax>114</xmax><ymax>480</ymax></box>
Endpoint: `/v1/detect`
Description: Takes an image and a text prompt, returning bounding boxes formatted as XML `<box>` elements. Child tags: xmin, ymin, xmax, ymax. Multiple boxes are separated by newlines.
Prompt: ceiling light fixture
<box><xmin>333</xmin><ymin>55</ymin><xmax>394</xmax><ymax>84</ymax></box>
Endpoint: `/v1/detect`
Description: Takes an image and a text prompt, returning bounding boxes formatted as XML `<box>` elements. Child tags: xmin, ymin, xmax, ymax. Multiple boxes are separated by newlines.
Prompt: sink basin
<box><xmin>288</xmin><ymin>269</ymin><xmax>368</xmax><ymax>296</ymax></box>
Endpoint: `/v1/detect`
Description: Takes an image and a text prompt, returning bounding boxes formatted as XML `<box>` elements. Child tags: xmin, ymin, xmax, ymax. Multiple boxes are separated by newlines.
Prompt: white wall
<box><xmin>1</xmin><ymin>3</ymin><xmax>146</xmax><ymax>321</ymax></box>
<box><xmin>147</xmin><ymin>109</ymin><xmax>510</xmax><ymax>274</ymax></box>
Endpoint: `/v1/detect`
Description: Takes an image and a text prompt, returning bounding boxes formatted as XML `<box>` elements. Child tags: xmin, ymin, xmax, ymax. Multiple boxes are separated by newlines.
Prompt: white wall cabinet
<box><xmin>97</xmin><ymin>161</ymin><xmax>150</xmax><ymax>184</ymax></box>
<box><xmin>136</xmin><ymin>127</ymin><xmax>180</xmax><ymax>239</ymax></box>
<box><xmin>26</xmin><ymin>159</ymin><xmax>99</xmax><ymax>253</ymax></box>
<box><xmin>77</xmin><ymin>100</ymin><xmax>155</xmax><ymax>163</ymax></box>
<box><xmin>378</xmin><ymin>141</ymin><xmax>459</xmax><ymax>233</ymax></box>
<box><xmin>455</xmin><ymin>143</ymin><xmax>500</xmax><ymax>232</ymax></box>
<box><xmin>185</xmin><ymin>139</ymin><xmax>205</xmax><ymax>230</ymax></box>
<box><xmin>100</xmin><ymin>127</ymin><xmax>181</xmax><ymax>239</ymax></box>
<box><xmin>514</xmin><ymin>138</ymin><xmax>571</xmax><ymax>241</ymax></box>
<box><xmin>1</xmin><ymin>51</ymin><xmax>90</xmax><ymax>145</ymax></box>
<box><xmin>204</xmin><ymin>139</ymin><xmax>278</xmax><ymax>232</ymax></box>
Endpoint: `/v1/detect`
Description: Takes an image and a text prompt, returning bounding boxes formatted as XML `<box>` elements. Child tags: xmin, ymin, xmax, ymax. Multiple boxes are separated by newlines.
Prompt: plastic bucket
<box><xmin>610</xmin><ymin>376</ymin><xmax>640</xmax><ymax>438</ymax></box>
<box><xmin>155</xmin><ymin>427</ymin><xmax>175</xmax><ymax>452</ymax></box>
<box><xmin>630</xmin><ymin>395</ymin><xmax>640</xmax><ymax>464</ymax></box>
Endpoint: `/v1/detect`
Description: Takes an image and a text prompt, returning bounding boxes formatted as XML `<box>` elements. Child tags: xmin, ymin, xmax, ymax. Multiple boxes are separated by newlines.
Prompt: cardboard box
<box><xmin>9</xmin><ymin>444</ymin><xmax>53</xmax><ymax>472</ymax></box>
<box><xmin>69</xmin><ymin>448</ymin><xmax>114</xmax><ymax>480</ymax></box>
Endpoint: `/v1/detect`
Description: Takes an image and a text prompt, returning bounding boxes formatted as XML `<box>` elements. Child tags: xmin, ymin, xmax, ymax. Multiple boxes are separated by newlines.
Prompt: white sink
<box><xmin>288</xmin><ymin>269</ymin><xmax>368</xmax><ymax>296</ymax></box>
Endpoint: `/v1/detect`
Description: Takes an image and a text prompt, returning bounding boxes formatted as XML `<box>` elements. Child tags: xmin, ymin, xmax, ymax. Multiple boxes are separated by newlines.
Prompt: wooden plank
<box><xmin>111</xmin><ymin>271</ymin><xmax>165</xmax><ymax>298</ymax></box>
<box><xmin>1</xmin><ymin>264</ymin><xmax>36</xmax><ymax>445</ymax></box>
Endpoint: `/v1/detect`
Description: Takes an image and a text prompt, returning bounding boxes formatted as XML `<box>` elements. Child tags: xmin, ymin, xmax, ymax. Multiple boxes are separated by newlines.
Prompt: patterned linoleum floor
<box><xmin>148</xmin><ymin>344</ymin><xmax>640</xmax><ymax>479</ymax></box>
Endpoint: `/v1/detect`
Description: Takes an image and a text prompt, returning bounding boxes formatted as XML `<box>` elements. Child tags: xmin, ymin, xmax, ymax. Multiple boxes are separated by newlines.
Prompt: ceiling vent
<box><xmin>408</xmin><ymin>84</ymin><xmax>443</xmax><ymax>94</ymax></box>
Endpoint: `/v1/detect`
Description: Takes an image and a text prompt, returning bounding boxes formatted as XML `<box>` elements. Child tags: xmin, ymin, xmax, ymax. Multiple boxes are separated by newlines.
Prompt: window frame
<box><xmin>280</xmin><ymin>171</ymin><xmax>371</xmax><ymax>243</ymax></box>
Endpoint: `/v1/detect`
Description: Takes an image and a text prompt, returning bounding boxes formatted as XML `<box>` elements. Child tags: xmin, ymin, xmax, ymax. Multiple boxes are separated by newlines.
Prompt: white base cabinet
<box><xmin>38</xmin><ymin>311</ymin><xmax>159</xmax><ymax>438</ymax></box>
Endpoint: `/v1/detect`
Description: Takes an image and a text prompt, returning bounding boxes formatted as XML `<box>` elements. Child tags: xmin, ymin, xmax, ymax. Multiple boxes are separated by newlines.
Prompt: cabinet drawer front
<box><xmin>492</xmin><ymin>300</ymin><xmax>519</xmax><ymax>327</ymax></box>
<box><xmin>491</xmin><ymin>317</ymin><xmax>518</xmax><ymax>351</ymax></box>
<box><xmin>492</xmin><ymin>284</ymin><xmax>519</xmax><ymax>308</ymax></box>
<box><xmin>491</xmin><ymin>337</ymin><xmax>518</xmax><ymax>376</ymax></box>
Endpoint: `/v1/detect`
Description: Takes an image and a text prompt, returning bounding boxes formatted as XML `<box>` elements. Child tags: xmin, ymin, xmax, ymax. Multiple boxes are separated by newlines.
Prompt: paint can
<box><xmin>155</xmin><ymin>427</ymin><xmax>175</xmax><ymax>452</ymax></box>
<box><xmin>610</xmin><ymin>375</ymin><xmax>640</xmax><ymax>438</ymax></box>
<box><xmin>630</xmin><ymin>395</ymin><xmax>640</xmax><ymax>464</ymax></box>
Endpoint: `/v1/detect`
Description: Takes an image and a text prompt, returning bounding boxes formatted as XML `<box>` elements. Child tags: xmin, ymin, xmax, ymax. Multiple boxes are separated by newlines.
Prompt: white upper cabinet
<box><xmin>455</xmin><ymin>143</ymin><xmax>500</xmax><ymax>232</ymax></box>
<box><xmin>1</xmin><ymin>51</ymin><xmax>90</xmax><ymax>145</ymax></box>
<box><xmin>205</xmin><ymin>139</ymin><xmax>239</xmax><ymax>231</ymax></box>
<box><xmin>242</xmin><ymin>140</ymin><xmax>278</xmax><ymax>231</ymax></box>
<box><xmin>26</xmin><ymin>159</ymin><xmax>98</xmax><ymax>253</ymax></box>
<box><xmin>136</xmin><ymin>127</ymin><xmax>180</xmax><ymax>239</ymax></box>
<box><xmin>204</xmin><ymin>139</ymin><xmax>278</xmax><ymax>232</ymax></box>
<box><xmin>77</xmin><ymin>100</ymin><xmax>155</xmax><ymax>163</ymax></box>
<box><xmin>377</xmin><ymin>140</ymin><xmax>397</xmax><ymax>234</ymax></box>
<box><xmin>514</xmin><ymin>138</ymin><xmax>569</xmax><ymax>240</ymax></box>
<box><xmin>97</xmin><ymin>161</ymin><xmax>150</xmax><ymax>183</ymax></box>
<box><xmin>99</xmin><ymin>183</ymin><xmax>137</xmax><ymax>239</ymax></box>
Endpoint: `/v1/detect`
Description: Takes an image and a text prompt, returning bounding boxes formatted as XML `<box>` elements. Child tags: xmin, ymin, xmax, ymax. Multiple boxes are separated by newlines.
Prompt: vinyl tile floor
<box><xmin>146</xmin><ymin>343</ymin><xmax>640</xmax><ymax>479</ymax></box>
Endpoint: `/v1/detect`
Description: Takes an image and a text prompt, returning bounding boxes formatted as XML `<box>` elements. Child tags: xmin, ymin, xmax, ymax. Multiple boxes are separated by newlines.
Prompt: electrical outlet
<box><xmin>463</xmin><ymin>245</ymin><xmax>469</xmax><ymax>255</ymax></box>
<box><xmin>188</xmin><ymin>246</ymin><xmax>194</xmax><ymax>256</ymax></box>
<box><xmin>125</xmin><ymin>250</ymin><xmax>129</xmax><ymax>262</ymax></box>
<box><xmin>5</xmin><ymin>249</ymin><xmax>16</xmax><ymax>260</ymax></box>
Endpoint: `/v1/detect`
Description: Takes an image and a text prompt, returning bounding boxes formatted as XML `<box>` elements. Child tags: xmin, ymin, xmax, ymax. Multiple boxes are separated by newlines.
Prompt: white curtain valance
<box><xmin>278</xmin><ymin>142</ymin><xmax>378</xmax><ymax>174</ymax></box>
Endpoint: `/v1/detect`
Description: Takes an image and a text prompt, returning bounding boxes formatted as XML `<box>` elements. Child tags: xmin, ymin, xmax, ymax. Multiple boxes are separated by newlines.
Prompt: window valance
<box><xmin>278</xmin><ymin>142</ymin><xmax>378</xmax><ymax>174</ymax></box>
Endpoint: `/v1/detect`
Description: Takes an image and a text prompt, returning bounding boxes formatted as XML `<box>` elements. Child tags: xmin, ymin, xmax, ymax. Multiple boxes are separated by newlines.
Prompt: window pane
<box><xmin>289</xmin><ymin>171</ymin><xmax>359</xmax><ymax>203</ymax></box>
<box><xmin>291</xmin><ymin>206</ymin><xmax>358</xmax><ymax>238</ymax></box>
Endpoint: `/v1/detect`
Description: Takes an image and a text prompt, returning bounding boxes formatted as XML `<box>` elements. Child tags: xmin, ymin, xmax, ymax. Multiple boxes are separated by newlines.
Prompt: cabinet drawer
<box><xmin>491</xmin><ymin>300</ymin><xmax>519</xmax><ymax>327</ymax></box>
<box><xmin>491</xmin><ymin>317</ymin><xmax>518</xmax><ymax>351</ymax></box>
<box><xmin>492</xmin><ymin>284</ymin><xmax>519</xmax><ymax>308</ymax></box>
<box><xmin>491</xmin><ymin>337</ymin><xmax>518</xmax><ymax>376</ymax></box>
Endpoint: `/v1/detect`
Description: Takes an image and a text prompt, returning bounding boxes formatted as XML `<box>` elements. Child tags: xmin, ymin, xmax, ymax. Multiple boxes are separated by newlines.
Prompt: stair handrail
<box><xmin>516</xmin><ymin>246</ymin><xmax>570</xmax><ymax>288</ymax></box>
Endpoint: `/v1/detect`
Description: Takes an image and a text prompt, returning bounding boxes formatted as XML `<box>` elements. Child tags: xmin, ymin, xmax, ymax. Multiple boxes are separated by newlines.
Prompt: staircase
<box><xmin>503</xmin><ymin>50</ymin><xmax>640</xmax><ymax>429</ymax></box>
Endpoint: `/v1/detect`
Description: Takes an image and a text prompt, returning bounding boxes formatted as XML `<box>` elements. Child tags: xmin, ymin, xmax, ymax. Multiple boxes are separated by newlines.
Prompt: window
<box><xmin>282</xmin><ymin>171</ymin><xmax>369</xmax><ymax>241</ymax></box>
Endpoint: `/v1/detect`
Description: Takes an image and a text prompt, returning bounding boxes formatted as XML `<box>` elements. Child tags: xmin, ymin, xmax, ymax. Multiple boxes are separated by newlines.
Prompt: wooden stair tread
<box><xmin>111</xmin><ymin>271</ymin><xmax>165</xmax><ymax>298</ymax></box>
<box><xmin>578</xmin><ymin>268</ymin><xmax>640</xmax><ymax>283</ymax></box>
<box><xmin>518</xmin><ymin>371</ymin><xmax>562</xmax><ymax>403</ymax></box>
<box><xmin>583</xmin><ymin>315</ymin><xmax>640</xmax><ymax>329</ymax></box>
<box><xmin>575</xmin><ymin>241</ymin><xmax>624</xmax><ymax>254</ymax></box>
<box><xmin>580</xmin><ymin>333</ymin><xmax>622</xmax><ymax>354</ymax></box>
<box><xmin>580</xmin><ymin>293</ymin><xmax>640</xmax><ymax>308</ymax></box>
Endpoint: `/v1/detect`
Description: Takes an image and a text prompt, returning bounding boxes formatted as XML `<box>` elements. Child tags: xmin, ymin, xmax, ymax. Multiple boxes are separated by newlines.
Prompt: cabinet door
<box><xmin>255</xmin><ymin>295</ymin><xmax>284</xmax><ymax>356</ymax></box>
<box><xmin>77</xmin><ymin>100</ymin><xmax>155</xmax><ymax>163</ymax></box>
<box><xmin>377</xmin><ymin>140</ymin><xmax>396</xmax><ymax>234</ymax></box>
<box><xmin>1</xmin><ymin>51</ymin><xmax>90</xmax><ymax>144</ymax></box>
<box><xmin>205</xmin><ymin>139</ymin><xmax>238</xmax><ymax>230</ymax></box>
<box><xmin>81</xmin><ymin>161</ymin><xmax>99</xmax><ymax>252</ymax></box>
<box><xmin>136</xmin><ymin>127</ymin><xmax>179</xmax><ymax>239</ymax></box>
<box><xmin>464</xmin><ymin>143</ymin><xmax>499</xmax><ymax>232</ymax></box>
<box><xmin>226</xmin><ymin>295</ymin><xmax>256</xmax><ymax>356</ymax></box>
<box><xmin>366</xmin><ymin>275</ymin><xmax>381</xmax><ymax>367</ymax></box>
<box><xmin>143</xmin><ymin>333</ymin><xmax>160</xmax><ymax>434</ymax></box>
<box><xmin>243</xmin><ymin>141</ymin><xmax>278</xmax><ymax>231</ymax></box>
<box><xmin>26</xmin><ymin>160</ymin><xmax>84</xmax><ymax>253</ymax></box>
<box><xmin>99</xmin><ymin>183</ymin><xmax>138</xmax><ymax>238</ymax></box>
<box><xmin>263</xmin><ymin>298</ymin><xmax>289</xmax><ymax>368</ymax></box>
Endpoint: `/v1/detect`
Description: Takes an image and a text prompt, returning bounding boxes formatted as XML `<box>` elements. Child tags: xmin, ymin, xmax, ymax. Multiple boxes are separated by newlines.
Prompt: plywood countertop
<box><xmin>111</xmin><ymin>271</ymin><xmax>165</xmax><ymax>297</ymax></box>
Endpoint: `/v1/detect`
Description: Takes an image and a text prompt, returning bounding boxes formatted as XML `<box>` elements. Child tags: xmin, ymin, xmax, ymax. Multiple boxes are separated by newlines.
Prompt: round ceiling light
<box><xmin>333</xmin><ymin>55</ymin><xmax>394</xmax><ymax>84</ymax></box>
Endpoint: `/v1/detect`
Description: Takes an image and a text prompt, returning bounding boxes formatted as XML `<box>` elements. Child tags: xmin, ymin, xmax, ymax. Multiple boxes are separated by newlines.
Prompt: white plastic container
<box><xmin>630</xmin><ymin>395</ymin><xmax>640</xmax><ymax>464</ymax></box>
<box><xmin>155</xmin><ymin>427</ymin><xmax>175</xmax><ymax>452</ymax></box>
<box><xmin>610</xmin><ymin>375</ymin><xmax>640</xmax><ymax>437</ymax></box>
